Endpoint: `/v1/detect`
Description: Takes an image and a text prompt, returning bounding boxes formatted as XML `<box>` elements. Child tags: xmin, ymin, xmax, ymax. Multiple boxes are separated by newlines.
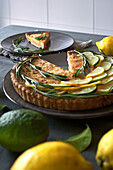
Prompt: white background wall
<box><xmin>0</xmin><ymin>0</ymin><xmax>113</xmax><ymax>36</ymax></box>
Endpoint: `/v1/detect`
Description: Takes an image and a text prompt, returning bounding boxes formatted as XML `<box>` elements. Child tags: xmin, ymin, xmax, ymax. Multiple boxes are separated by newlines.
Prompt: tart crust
<box><xmin>10</xmin><ymin>55</ymin><xmax>113</xmax><ymax>111</ymax></box>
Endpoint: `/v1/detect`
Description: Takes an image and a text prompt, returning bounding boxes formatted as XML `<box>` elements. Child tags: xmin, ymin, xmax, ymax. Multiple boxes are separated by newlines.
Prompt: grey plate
<box><xmin>3</xmin><ymin>52</ymin><xmax>113</xmax><ymax>119</ymax></box>
<box><xmin>1</xmin><ymin>31</ymin><xmax>74</xmax><ymax>55</ymax></box>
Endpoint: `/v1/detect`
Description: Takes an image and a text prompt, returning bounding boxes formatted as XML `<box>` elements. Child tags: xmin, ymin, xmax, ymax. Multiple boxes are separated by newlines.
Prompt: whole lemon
<box><xmin>11</xmin><ymin>141</ymin><xmax>93</xmax><ymax>170</ymax></box>
<box><xmin>96</xmin><ymin>36</ymin><xmax>113</xmax><ymax>56</ymax></box>
<box><xmin>96</xmin><ymin>129</ymin><xmax>113</xmax><ymax>169</ymax></box>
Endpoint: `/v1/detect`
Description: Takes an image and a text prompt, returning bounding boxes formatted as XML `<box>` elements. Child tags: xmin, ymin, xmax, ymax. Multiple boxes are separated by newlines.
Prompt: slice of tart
<box><xmin>67</xmin><ymin>50</ymin><xmax>95</xmax><ymax>77</ymax></box>
<box><xmin>25</xmin><ymin>32</ymin><xmax>50</xmax><ymax>49</ymax></box>
<box><xmin>67</xmin><ymin>50</ymin><xmax>83</xmax><ymax>74</ymax></box>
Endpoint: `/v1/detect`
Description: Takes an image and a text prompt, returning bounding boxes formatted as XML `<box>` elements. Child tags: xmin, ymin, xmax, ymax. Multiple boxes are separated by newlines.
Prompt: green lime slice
<box><xmin>99</xmin><ymin>61</ymin><xmax>111</xmax><ymax>71</ymax></box>
<box><xmin>106</xmin><ymin>66</ymin><xmax>113</xmax><ymax>76</ymax></box>
<box><xmin>83</xmin><ymin>52</ymin><xmax>100</xmax><ymax>66</ymax></box>
<box><xmin>101</xmin><ymin>76</ymin><xmax>113</xmax><ymax>84</ymax></box>
<box><xmin>91</xmin><ymin>73</ymin><xmax>107</xmax><ymax>82</ymax></box>
<box><xmin>97</xmin><ymin>81</ymin><xmax>113</xmax><ymax>92</ymax></box>
<box><xmin>71</xmin><ymin>85</ymin><xmax>97</xmax><ymax>95</ymax></box>
<box><xmin>96</xmin><ymin>55</ymin><xmax>104</xmax><ymax>62</ymax></box>
<box><xmin>104</xmin><ymin>57</ymin><xmax>113</xmax><ymax>64</ymax></box>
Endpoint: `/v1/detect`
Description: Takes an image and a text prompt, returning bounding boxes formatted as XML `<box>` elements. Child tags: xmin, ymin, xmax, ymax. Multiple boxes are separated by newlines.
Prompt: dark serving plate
<box><xmin>1</xmin><ymin>31</ymin><xmax>74</xmax><ymax>55</ymax></box>
<box><xmin>3</xmin><ymin>70</ymin><xmax>113</xmax><ymax>119</ymax></box>
<box><xmin>3</xmin><ymin>52</ymin><xmax>113</xmax><ymax>119</ymax></box>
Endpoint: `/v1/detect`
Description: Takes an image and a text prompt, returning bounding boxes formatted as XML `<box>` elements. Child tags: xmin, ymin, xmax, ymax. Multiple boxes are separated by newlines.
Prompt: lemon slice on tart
<box><xmin>57</xmin><ymin>81</ymin><xmax>101</xmax><ymax>92</ymax></box>
<box><xmin>25</xmin><ymin>80</ymin><xmax>35</xmax><ymax>88</ymax></box>
<box><xmin>49</xmin><ymin>84</ymin><xmax>72</xmax><ymax>87</ymax></box>
<box><xmin>86</xmin><ymin>67</ymin><xmax>104</xmax><ymax>78</ymax></box>
<box><xmin>25</xmin><ymin>80</ymin><xmax>51</xmax><ymax>91</ymax></box>
<box><xmin>61</xmin><ymin>77</ymin><xmax>92</xmax><ymax>86</ymax></box>
<box><xmin>79</xmin><ymin>81</ymin><xmax>101</xmax><ymax>88</ymax></box>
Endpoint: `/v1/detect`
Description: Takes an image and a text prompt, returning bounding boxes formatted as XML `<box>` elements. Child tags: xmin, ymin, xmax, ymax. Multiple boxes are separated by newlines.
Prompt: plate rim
<box><xmin>1</xmin><ymin>31</ymin><xmax>74</xmax><ymax>56</ymax></box>
<box><xmin>3</xmin><ymin>71</ymin><xmax>113</xmax><ymax>119</ymax></box>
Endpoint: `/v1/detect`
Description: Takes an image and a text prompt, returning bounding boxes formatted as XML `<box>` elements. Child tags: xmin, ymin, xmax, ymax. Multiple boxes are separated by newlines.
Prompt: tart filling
<box><xmin>25</xmin><ymin>32</ymin><xmax>50</xmax><ymax>49</ymax></box>
<box><xmin>10</xmin><ymin>50</ymin><xmax>113</xmax><ymax>111</ymax></box>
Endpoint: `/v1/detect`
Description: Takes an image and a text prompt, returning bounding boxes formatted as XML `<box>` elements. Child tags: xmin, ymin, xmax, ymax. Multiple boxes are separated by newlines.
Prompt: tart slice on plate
<box><xmin>25</xmin><ymin>32</ymin><xmax>50</xmax><ymax>49</ymax></box>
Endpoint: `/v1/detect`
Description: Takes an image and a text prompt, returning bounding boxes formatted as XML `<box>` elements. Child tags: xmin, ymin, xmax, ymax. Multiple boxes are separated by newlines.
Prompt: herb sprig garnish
<box><xmin>20</xmin><ymin>73</ymin><xmax>60</xmax><ymax>99</ymax></box>
<box><xmin>77</xmin><ymin>49</ymin><xmax>107</xmax><ymax>57</ymax></box>
<box><xmin>16</xmin><ymin>56</ymin><xmax>38</xmax><ymax>79</ymax></box>
<box><xmin>21</xmin><ymin>73</ymin><xmax>54</xmax><ymax>89</ymax></box>
<box><xmin>12</xmin><ymin>36</ymin><xmax>29</xmax><ymax>53</ymax></box>
<box><xmin>29</xmin><ymin>63</ymin><xmax>69</xmax><ymax>81</ymax></box>
<box><xmin>16</xmin><ymin>56</ymin><xmax>69</xmax><ymax>82</ymax></box>
<box><xmin>12</xmin><ymin>36</ymin><xmax>53</xmax><ymax>53</ymax></box>
<box><xmin>73</xmin><ymin>50</ymin><xmax>91</xmax><ymax>78</ymax></box>
<box><xmin>35</xmin><ymin>33</ymin><xmax>46</xmax><ymax>40</ymax></box>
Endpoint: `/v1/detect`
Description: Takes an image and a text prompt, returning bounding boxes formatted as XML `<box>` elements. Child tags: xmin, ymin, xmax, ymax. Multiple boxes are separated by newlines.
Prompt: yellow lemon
<box><xmin>96</xmin><ymin>36</ymin><xmax>113</xmax><ymax>56</ymax></box>
<box><xmin>96</xmin><ymin>129</ymin><xmax>113</xmax><ymax>169</ymax></box>
<box><xmin>11</xmin><ymin>141</ymin><xmax>93</xmax><ymax>170</ymax></box>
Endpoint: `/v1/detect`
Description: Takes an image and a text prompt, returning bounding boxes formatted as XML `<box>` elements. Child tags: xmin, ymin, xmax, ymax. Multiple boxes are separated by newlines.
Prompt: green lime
<box><xmin>0</xmin><ymin>109</ymin><xmax>49</xmax><ymax>152</ymax></box>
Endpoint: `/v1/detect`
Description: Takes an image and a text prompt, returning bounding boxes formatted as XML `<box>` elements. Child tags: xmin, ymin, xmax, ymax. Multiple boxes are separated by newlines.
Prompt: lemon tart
<box><xmin>10</xmin><ymin>50</ymin><xmax>113</xmax><ymax>111</ymax></box>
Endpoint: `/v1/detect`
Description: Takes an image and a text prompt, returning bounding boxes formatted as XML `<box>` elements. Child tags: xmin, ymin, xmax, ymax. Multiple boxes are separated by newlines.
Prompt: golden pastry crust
<box><xmin>25</xmin><ymin>32</ymin><xmax>50</xmax><ymax>49</ymax></box>
<box><xmin>67</xmin><ymin>50</ymin><xmax>83</xmax><ymax>74</ymax></box>
<box><xmin>10</xmin><ymin>54</ymin><xmax>113</xmax><ymax>111</ymax></box>
<box><xmin>67</xmin><ymin>50</ymin><xmax>94</xmax><ymax>75</ymax></box>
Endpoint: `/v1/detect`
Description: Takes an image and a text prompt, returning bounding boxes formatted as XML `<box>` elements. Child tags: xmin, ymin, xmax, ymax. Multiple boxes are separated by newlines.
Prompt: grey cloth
<box><xmin>71</xmin><ymin>39</ymin><xmax>92</xmax><ymax>49</ymax></box>
<box><xmin>0</xmin><ymin>47</ymin><xmax>25</xmax><ymax>61</ymax></box>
